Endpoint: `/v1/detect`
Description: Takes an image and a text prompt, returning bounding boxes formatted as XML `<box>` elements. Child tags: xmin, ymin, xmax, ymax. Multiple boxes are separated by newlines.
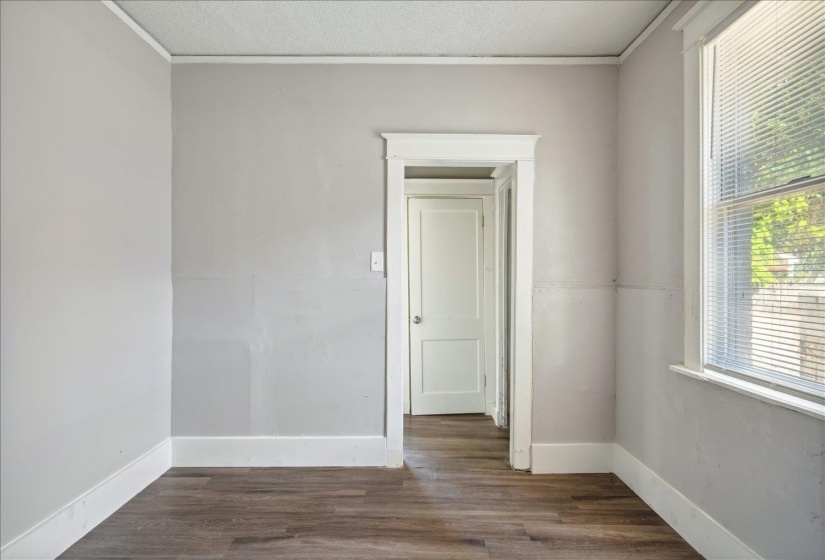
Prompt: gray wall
<box><xmin>616</xmin><ymin>2</ymin><xmax>825</xmax><ymax>558</ymax></box>
<box><xmin>0</xmin><ymin>1</ymin><xmax>172</xmax><ymax>547</ymax></box>
<box><xmin>172</xmin><ymin>64</ymin><xmax>618</xmax><ymax>442</ymax></box>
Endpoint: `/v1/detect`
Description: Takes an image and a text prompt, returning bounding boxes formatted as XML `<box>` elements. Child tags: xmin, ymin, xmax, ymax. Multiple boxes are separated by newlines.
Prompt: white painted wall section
<box><xmin>616</xmin><ymin>2</ymin><xmax>825</xmax><ymax>558</ymax></box>
<box><xmin>171</xmin><ymin>64</ymin><xmax>619</xmax><ymax>450</ymax></box>
<box><xmin>0</xmin><ymin>0</ymin><xmax>172</xmax><ymax>553</ymax></box>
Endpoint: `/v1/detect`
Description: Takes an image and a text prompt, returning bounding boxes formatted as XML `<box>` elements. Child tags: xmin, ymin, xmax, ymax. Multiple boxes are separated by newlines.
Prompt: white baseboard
<box><xmin>530</xmin><ymin>443</ymin><xmax>614</xmax><ymax>474</ymax></box>
<box><xmin>485</xmin><ymin>401</ymin><xmax>496</xmax><ymax>416</ymax></box>
<box><xmin>1</xmin><ymin>438</ymin><xmax>171</xmax><ymax>560</ymax></box>
<box><xmin>0</xmin><ymin>435</ymin><xmax>758</xmax><ymax>560</ymax></box>
<box><xmin>531</xmin><ymin>443</ymin><xmax>760</xmax><ymax>558</ymax></box>
<box><xmin>172</xmin><ymin>435</ymin><xmax>386</xmax><ymax>467</ymax></box>
<box><xmin>613</xmin><ymin>445</ymin><xmax>760</xmax><ymax>560</ymax></box>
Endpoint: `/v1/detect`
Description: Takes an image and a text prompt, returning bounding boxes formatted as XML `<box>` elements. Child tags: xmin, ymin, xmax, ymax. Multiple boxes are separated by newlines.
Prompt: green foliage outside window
<box><xmin>747</xmin><ymin>64</ymin><xmax>824</xmax><ymax>286</ymax></box>
<box><xmin>752</xmin><ymin>192</ymin><xmax>825</xmax><ymax>285</ymax></box>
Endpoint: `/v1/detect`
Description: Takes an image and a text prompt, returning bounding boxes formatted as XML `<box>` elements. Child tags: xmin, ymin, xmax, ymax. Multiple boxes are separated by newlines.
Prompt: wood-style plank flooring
<box><xmin>60</xmin><ymin>415</ymin><xmax>702</xmax><ymax>559</ymax></box>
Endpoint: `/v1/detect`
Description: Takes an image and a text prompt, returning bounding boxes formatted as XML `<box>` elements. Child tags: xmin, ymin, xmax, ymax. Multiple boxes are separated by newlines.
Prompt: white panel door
<box><xmin>408</xmin><ymin>197</ymin><xmax>486</xmax><ymax>415</ymax></box>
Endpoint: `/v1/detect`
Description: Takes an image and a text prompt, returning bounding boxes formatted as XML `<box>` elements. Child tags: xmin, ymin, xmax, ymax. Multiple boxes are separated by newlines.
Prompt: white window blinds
<box><xmin>703</xmin><ymin>0</ymin><xmax>825</xmax><ymax>399</ymax></box>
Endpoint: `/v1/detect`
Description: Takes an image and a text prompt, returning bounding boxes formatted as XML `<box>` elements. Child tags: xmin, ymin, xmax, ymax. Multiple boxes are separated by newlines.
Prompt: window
<box><xmin>702</xmin><ymin>0</ymin><xmax>824</xmax><ymax>401</ymax></box>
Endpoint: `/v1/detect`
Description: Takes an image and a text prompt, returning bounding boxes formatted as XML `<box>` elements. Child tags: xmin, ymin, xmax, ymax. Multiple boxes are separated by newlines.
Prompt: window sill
<box><xmin>668</xmin><ymin>364</ymin><xmax>825</xmax><ymax>421</ymax></box>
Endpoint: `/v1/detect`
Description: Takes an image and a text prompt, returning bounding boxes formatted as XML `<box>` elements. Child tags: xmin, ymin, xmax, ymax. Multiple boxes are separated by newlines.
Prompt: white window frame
<box><xmin>671</xmin><ymin>0</ymin><xmax>825</xmax><ymax>420</ymax></box>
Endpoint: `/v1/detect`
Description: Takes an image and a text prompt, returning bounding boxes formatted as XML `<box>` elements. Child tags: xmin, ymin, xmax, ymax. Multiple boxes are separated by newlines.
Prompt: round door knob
<box><xmin>412</xmin><ymin>316</ymin><xmax>421</xmax><ymax>324</ymax></box>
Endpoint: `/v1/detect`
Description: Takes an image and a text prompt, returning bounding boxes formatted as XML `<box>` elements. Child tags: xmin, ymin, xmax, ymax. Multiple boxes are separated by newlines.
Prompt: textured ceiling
<box><xmin>113</xmin><ymin>1</ymin><xmax>670</xmax><ymax>57</ymax></box>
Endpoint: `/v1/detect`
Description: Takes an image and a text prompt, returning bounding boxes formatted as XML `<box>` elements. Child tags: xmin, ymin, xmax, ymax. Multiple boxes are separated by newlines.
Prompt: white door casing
<box><xmin>408</xmin><ymin>197</ymin><xmax>486</xmax><ymax>415</ymax></box>
<box><xmin>383</xmin><ymin>133</ymin><xmax>538</xmax><ymax>470</ymax></box>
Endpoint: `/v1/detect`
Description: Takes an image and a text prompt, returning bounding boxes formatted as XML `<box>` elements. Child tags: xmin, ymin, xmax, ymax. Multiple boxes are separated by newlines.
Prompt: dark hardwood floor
<box><xmin>60</xmin><ymin>414</ymin><xmax>702</xmax><ymax>559</ymax></box>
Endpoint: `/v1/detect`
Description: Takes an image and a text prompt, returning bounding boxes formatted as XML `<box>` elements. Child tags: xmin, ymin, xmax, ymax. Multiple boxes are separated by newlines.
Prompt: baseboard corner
<box><xmin>612</xmin><ymin>445</ymin><xmax>761</xmax><ymax>560</ymax></box>
<box><xmin>0</xmin><ymin>438</ymin><xmax>171</xmax><ymax>560</ymax></box>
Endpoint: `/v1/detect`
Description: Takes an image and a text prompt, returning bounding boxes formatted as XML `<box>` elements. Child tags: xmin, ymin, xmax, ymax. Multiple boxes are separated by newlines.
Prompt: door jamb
<box><xmin>383</xmin><ymin>133</ymin><xmax>538</xmax><ymax>471</ymax></box>
<box><xmin>493</xmin><ymin>166</ymin><xmax>514</xmax><ymax>429</ymax></box>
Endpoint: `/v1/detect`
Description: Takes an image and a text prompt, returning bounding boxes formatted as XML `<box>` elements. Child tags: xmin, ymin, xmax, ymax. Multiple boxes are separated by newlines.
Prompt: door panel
<box><xmin>409</xmin><ymin>197</ymin><xmax>486</xmax><ymax>415</ymax></box>
<box><xmin>422</xmin><ymin>339</ymin><xmax>480</xmax><ymax>393</ymax></box>
<box><xmin>420</xmin><ymin>208</ymin><xmax>480</xmax><ymax>319</ymax></box>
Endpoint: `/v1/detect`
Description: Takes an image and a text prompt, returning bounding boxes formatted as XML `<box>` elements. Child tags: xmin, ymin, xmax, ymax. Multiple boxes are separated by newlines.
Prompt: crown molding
<box><xmin>673</xmin><ymin>0</ymin><xmax>711</xmax><ymax>31</ymax></box>
<box><xmin>100</xmin><ymin>0</ymin><xmax>679</xmax><ymax>68</ymax></box>
<box><xmin>100</xmin><ymin>1</ymin><xmax>171</xmax><ymax>62</ymax></box>
<box><xmin>619</xmin><ymin>0</ymin><xmax>681</xmax><ymax>64</ymax></box>
<box><xmin>673</xmin><ymin>0</ymin><xmax>747</xmax><ymax>51</ymax></box>
<box><xmin>171</xmin><ymin>56</ymin><xmax>619</xmax><ymax>65</ymax></box>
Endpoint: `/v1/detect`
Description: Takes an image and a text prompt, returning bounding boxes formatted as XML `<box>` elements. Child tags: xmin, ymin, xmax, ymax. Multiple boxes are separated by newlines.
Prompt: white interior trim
<box><xmin>99</xmin><ymin>0</ymin><xmax>673</xmax><ymax>67</ymax></box>
<box><xmin>404</xmin><ymin>178</ymin><xmax>495</xmax><ymax>196</ymax></box>
<box><xmin>385</xmin><ymin>158</ymin><xmax>406</xmax><ymax>468</ymax></box>
<box><xmin>385</xmin><ymin>134</ymin><xmax>540</xmax><ymax>163</ymax></box>
<box><xmin>677</xmin><ymin>1</ymin><xmax>825</xmax><ymax>409</ymax></box>
<box><xmin>680</xmin><ymin>0</ymin><xmax>748</xmax><ymax>373</ymax></box>
<box><xmin>481</xmin><ymin>195</ymin><xmax>500</xmax><ymax>420</ymax></box>
<box><xmin>683</xmin><ymin>40</ymin><xmax>703</xmax><ymax>371</ymax></box>
<box><xmin>531</xmin><ymin>443</ymin><xmax>614</xmax><ymax>474</ymax></box>
<box><xmin>383</xmin><ymin>134</ymin><xmax>538</xmax><ymax>471</ymax></box>
<box><xmin>669</xmin><ymin>365</ymin><xmax>825</xmax><ymax>421</ymax></box>
<box><xmin>493</xmin><ymin>169</ymin><xmax>515</xmax><ymax>428</ymax></box>
<box><xmin>532</xmin><ymin>444</ymin><xmax>762</xmax><ymax>559</ymax></box>
<box><xmin>673</xmin><ymin>0</ymin><xmax>746</xmax><ymax>51</ymax></box>
<box><xmin>673</xmin><ymin>0</ymin><xmax>711</xmax><ymax>31</ymax></box>
<box><xmin>0</xmin><ymin>439</ymin><xmax>171</xmax><ymax>560</ymax></box>
<box><xmin>614</xmin><ymin>446</ymin><xmax>762</xmax><ymax>560</ymax></box>
<box><xmin>172</xmin><ymin>436</ymin><xmax>386</xmax><ymax>467</ymax></box>
<box><xmin>619</xmin><ymin>0</ymin><xmax>681</xmax><ymax>63</ymax></box>
<box><xmin>171</xmin><ymin>56</ymin><xmax>620</xmax><ymax>65</ymax></box>
<box><xmin>511</xmin><ymin>159</ymin><xmax>535</xmax><ymax>470</ymax></box>
<box><xmin>100</xmin><ymin>1</ymin><xmax>171</xmax><ymax>62</ymax></box>
<box><xmin>385</xmin><ymin>448</ymin><xmax>403</xmax><ymax>470</ymax></box>
<box><xmin>491</xmin><ymin>164</ymin><xmax>513</xmax><ymax>182</ymax></box>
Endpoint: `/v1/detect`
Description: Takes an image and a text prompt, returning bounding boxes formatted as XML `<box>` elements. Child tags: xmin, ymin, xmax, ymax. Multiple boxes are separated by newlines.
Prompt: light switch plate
<box><xmin>370</xmin><ymin>252</ymin><xmax>384</xmax><ymax>272</ymax></box>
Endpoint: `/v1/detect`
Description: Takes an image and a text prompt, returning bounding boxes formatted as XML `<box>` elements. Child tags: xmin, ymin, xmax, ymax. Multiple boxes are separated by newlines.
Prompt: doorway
<box><xmin>382</xmin><ymin>133</ymin><xmax>539</xmax><ymax>471</ymax></box>
<box><xmin>405</xmin><ymin>183</ymin><xmax>494</xmax><ymax>416</ymax></box>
